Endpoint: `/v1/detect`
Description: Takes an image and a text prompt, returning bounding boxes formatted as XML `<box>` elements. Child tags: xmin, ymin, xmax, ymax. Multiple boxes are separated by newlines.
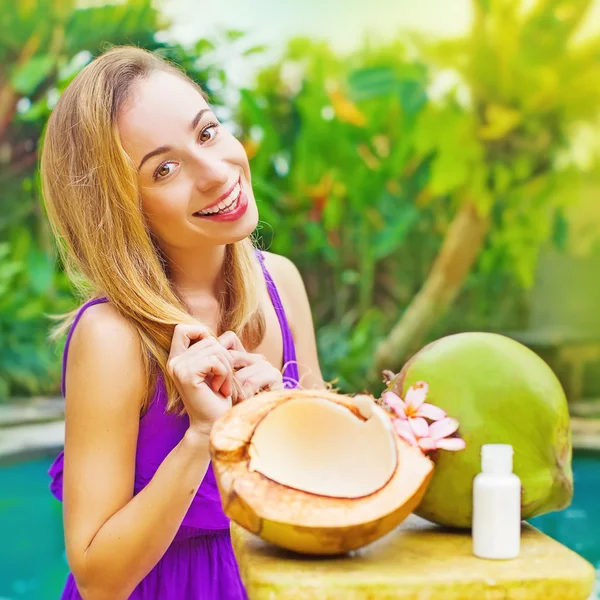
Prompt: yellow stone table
<box><xmin>231</xmin><ymin>514</ymin><xmax>596</xmax><ymax>600</ymax></box>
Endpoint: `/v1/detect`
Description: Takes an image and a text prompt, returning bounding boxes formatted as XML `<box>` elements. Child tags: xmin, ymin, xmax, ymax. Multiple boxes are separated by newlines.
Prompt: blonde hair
<box><xmin>40</xmin><ymin>45</ymin><xmax>265</xmax><ymax>413</ymax></box>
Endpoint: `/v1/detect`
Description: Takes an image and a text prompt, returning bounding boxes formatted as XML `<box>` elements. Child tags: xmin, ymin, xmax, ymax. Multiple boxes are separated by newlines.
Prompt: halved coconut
<box><xmin>210</xmin><ymin>388</ymin><xmax>434</xmax><ymax>555</ymax></box>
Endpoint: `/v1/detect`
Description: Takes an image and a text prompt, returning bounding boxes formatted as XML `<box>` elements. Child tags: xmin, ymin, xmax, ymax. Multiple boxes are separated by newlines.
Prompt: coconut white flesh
<box><xmin>247</xmin><ymin>396</ymin><xmax>398</xmax><ymax>498</ymax></box>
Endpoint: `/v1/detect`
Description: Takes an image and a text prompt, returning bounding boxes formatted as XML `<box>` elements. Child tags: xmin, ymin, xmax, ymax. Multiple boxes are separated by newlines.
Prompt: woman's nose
<box><xmin>190</xmin><ymin>149</ymin><xmax>230</xmax><ymax>193</ymax></box>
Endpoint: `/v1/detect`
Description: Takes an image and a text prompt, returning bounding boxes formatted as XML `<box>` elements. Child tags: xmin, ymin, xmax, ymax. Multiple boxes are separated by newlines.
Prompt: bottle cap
<box><xmin>481</xmin><ymin>444</ymin><xmax>513</xmax><ymax>475</ymax></box>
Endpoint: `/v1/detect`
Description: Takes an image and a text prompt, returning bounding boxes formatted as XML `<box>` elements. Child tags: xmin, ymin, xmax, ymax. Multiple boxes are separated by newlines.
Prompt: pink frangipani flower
<box><xmin>381</xmin><ymin>378</ymin><xmax>465</xmax><ymax>455</ymax></box>
<box><xmin>393</xmin><ymin>416</ymin><xmax>466</xmax><ymax>454</ymax></box>
<box><xmin>417</xmin><ymin>417</ymin><xmax>467</xmax><ymax>452</ymax></box>
<box><xmin>382</xmin><ymin>381</ymin><xmax>446</xmax><ymax>424</ymax></box>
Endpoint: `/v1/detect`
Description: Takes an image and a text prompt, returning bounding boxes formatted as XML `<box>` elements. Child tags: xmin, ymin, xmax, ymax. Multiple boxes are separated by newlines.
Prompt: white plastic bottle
<box><xmin>472</xmin><ymin>443</ymin><xmax>522</xmax><ymax>559</ymax></box>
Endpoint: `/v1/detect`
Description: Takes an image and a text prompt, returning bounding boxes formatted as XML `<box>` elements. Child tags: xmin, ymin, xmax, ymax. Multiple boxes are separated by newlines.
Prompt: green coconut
<box><xmin>392</xmin><ymin>332</ymin><xmax>573</xmax><ymax>529</ymax></box>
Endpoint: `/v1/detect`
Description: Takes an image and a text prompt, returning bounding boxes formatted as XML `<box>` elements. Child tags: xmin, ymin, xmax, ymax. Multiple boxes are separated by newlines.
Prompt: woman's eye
<box><xmin>199</xmin><ymin>122</ymin><xmax>219</xmax><ymax>143</ymax></box>
<box><xmin>154</xmin><ymin>162</ymin><xmax>175</xmax><ymax>180</ymax></box>
<box><xmin>151</xmin><ymin>122</ymin><xmax>219</xmax><ymax>180</ymax></box>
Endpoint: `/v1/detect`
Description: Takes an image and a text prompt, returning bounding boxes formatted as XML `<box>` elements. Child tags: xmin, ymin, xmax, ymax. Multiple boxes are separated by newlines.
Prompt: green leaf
<box><xmin>372</xmin><ymin>195</ymin><xmax>419</xmax><ymax>260</ymax></box>
<box><xmin>398</xmin><ymin>79</ymin><xmax>428</xmax><ymax>116</ymax></box>
<box><xmin>195</xmin><ymin>38</ymin><xmax>216</xmax><ymax>55</ymax></box>
<box><xmin>479</xmin><ymin>104</ymin><xmax>522</xmax><ymax>141</ymax></box>
<box><xmin>243</xmin><ymin>45</ymin><xmax>267</xmax><ymax>56</ymax></box>
<box><xmin>552</xmin><ymin>207</ymin><xmax>569</xmax><ymax>251</ymax></box>
<box><xmin>341</xmin><ymin>269</ymin><xmax>360</xmax><ymax>285</ymax></box>
<box><xmin>429</xmin><ymin>151</ymin><xmax>470</xmax><ymax>196</ymax></box>
<box><xmin>11</xmin><ymin>54</ymin><xmax>55</xmax><ymax>95</ymax></box>
<box><xmin>322</xmin><ymin>194</ymin><xmax>343</xmax><ymax>231</ymax></box>
<box><xmin>18</xmin><ymin>97</ymin><xmax>49</xmax><ymax>122</ymax></box>
<box><xmin>226</xmin><ymin>29</ymin><xmax>245</xmax><ymax>42</ymax></box>
<box><xmin>347</xmin><ymin>67</ymin><xmax>398</xmax><ymax>101</ymax></box>
<box><xmin>372</xmin><ymin>217</ymin><xmax>416</xmax><ymax>260</ymax></box>
<box><xmin>27</xmin><ymin>249</ymin><xmax>54</xmax><ymax>295</ymax></box>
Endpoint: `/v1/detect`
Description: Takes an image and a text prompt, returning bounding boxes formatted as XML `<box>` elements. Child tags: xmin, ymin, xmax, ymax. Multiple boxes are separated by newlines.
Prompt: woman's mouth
<box><xmin>193</xmin><ymin>179</ymin><xmax>248</xmax><ymax>222</ymax></box>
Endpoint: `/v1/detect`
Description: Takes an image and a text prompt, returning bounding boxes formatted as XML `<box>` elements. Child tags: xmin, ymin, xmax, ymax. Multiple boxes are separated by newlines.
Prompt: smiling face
<box><xmin>118</xmin><ymin>70</ymin><xmax>259</xmax><ymax>252</ymax></box>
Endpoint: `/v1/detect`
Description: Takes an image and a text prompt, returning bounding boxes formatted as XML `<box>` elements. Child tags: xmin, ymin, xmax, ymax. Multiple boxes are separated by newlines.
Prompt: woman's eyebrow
<box><xmin>138</xmin><ymin>109</ymin><xmax>211</xmax><ymax>170</ymax></box>
<box><xmin>190</xmin><ymin>108</ymin><xmax>210</xmax><ymax>132</ymax></box>
<box><xmin>138</xmin><ymin>145</ymin><xmax>171</xmax><ymax>171</ymax></box>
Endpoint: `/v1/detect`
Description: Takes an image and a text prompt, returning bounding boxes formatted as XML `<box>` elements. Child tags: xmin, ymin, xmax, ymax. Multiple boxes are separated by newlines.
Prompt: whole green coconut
<box><xmin>393</xmin><ymin>332</ymin><xmax>573</xmax><ymax>529</ymax></box>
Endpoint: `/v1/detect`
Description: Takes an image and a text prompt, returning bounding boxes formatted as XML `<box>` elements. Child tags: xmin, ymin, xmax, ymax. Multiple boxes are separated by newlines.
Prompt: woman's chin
<box><xmin>217</xmin><ymin>201</ymin><xmax>260</xmax><ymax>243</ymax></box>
<box><xmin>233</xmin><ymin>200</ymin><xmax>260</xmax><ymax>238</ymax></box>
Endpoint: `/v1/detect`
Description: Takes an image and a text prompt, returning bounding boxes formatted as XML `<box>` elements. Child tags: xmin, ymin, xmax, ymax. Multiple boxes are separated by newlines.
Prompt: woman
<box><xmin>41</xmin><ymin>45</ymin><xmax>325</xmax><ymax>599</ymax></box>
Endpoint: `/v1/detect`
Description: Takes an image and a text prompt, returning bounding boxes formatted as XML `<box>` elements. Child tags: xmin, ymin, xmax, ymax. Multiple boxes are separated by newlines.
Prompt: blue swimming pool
<box><xmin>0</xmin><ymin>452</ymin><xmax>598</xmax><ymax>599</ymax></box>
<box><xmin>0</xmin><ymin>457</ymin><xmax>68</xmax><ymax>599</ymax></box>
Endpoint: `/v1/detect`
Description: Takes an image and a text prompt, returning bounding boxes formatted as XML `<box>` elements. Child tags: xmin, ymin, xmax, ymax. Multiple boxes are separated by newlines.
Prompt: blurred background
<box><xmin>1</xmin><ymin>0</ymin><xmax>600</xmax><ymax>598</ymax></box>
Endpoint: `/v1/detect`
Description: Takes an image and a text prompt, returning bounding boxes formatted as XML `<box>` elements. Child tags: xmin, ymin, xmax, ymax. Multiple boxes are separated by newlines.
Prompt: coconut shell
<box><xmin>210</xmin><ymin>388</ymin><xmax>434</xmax><ymax>555</ymax></box>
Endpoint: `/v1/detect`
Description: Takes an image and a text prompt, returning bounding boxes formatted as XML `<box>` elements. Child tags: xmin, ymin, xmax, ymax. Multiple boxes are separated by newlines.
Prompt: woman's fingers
<box><xmin>169</xmin><ymin>327</ymin><xmax>286</xmax><ymax>403</ymax></box>
<box><xmin>235</xmin><ymin>362</ymin><xmax>285</xmax><ymax>399</ymax></box>
<box><xmin>217</xmin><ymin>330</ymin><xmax>247</xmax><ymax>353</ymax></box>
<box><xmin>208</xmin><ymin>352</ymin><xmax>233</xmax><ymax>398</ymax></box>
<box><xmin>170</xmin><ymin>352</ymin><xmax>228</xmax><ymax>389</ymax></box>
<box><xmin>169</xmin><ymin>336</ymin><xmax>234</xmax><ymax>397</ymax></box>
<box><xmin>168</xmin><ymin>323</ymin><xmax>213</xmax><ymax>361</ymax></box>
<box><xmin>228</xmin><ymin>350</ymin><xmax>265</xmax><ymax>370</ymax></box>
<box><xmin>195</xmin><ymin>342</ymin><xmax>234</xmax><ymax>397</ymax></box>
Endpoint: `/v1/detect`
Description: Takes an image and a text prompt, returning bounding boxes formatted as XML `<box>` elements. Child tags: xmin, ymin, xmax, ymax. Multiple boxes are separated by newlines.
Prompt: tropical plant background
<box><xmin>2</xmin><ymin>0</ymin><xmax>600</xmax><ymax>402</ymax></box>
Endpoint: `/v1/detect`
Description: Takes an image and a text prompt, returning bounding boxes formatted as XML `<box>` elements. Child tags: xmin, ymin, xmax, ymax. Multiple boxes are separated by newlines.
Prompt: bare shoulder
<box><xmin>66</xmin><ymin>301</ymin><xmax>146</xmax><ymax>411</ymax></box>
<box><xmin>260</xmin><ymin>251</ymin><xmax>326</xmax><ymax>390</ymax></box>
<box><xmin>73</xmin><ymin>300</ymin><xmax>138</xmax><ymax>339</ymax></box>
<box><xmin>260</xmin><ymin>250</ymin><xmax>307</xmax><ymax>318</ymax></box>
<box><xmin>69</xmin><ymin>301</ymin><xmax>143</xmax><ymax>369</ymax></box>
<box><xmin>261</xmin><ymin>250</ymin><xmax>303</xmax><ymax>291</ymax></box>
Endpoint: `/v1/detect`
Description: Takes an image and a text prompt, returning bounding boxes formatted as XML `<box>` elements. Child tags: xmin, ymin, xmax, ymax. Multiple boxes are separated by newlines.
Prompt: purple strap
<box><xmin>255</xmin><ymin>249</ymin><xmax>300</xmax><ymax>388</ymax></box>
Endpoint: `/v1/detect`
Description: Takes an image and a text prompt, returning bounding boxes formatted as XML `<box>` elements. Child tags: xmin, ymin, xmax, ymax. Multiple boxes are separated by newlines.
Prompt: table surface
<box><xmin>231</xmin><ymin>514</ymin><xmax>596</xmax><ymax>600</ymax></box>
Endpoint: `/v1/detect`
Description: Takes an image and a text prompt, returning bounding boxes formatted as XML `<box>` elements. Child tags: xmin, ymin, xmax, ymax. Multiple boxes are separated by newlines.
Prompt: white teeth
<box><xmin>197</xmin><ymin>183</ymin><xmax>241</xmax><ymax>216</ymax></box>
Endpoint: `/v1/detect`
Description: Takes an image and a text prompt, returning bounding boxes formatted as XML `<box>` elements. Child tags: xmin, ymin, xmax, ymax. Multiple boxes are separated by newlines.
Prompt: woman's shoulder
<box><xmin>259</xmin><ymin>250</ymin><xmax>304</xmax><ymax>294</ymax></box>
<box><xmin>259</xmin><ymin>250</ymin><xmax>304</xmax><ymax>317</ymax></box>
<box><xmin>66</xmin><ymin>300</ymin><xmax>146</xmax><ymax>399</ymax></box>
<box><xmin>72</xmin><ymin>300</ymin><xmax>141</xmax><ymax>351</ymax></box>
<box><xmin>259</xmin><ymin>250</ymin><xmax>325</xmax><ymax>389</ymax></box>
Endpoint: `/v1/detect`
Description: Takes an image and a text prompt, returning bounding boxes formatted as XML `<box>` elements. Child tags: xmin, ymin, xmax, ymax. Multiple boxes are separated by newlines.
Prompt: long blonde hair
<box><xmin>40</xmin><ymin>45</ymin><xmax>265</xmax><ymax>413</ymax></box>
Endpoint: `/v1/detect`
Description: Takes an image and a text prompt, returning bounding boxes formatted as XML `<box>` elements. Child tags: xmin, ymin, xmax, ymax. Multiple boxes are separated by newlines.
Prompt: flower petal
<box><xmin>393</xmin><ymin>419</ymin><xmax>418</xmax><ymax>446</ymax></box>
<box><xmin>409</xmin><ymin>416</ymin><xmax>429</xmax><ymax>438</ymax></box>
<box><xmin>435</xmin><ymin>437</ymin><xmax>467</xmax><ymax>451</ymax></box>
<box><xmin>382</xmin><ymin>391</ymin><xmax>407</xmax><ymax>418</ymax></box>
<box><xmin>404</xmin><ymin>381</ymin><xmax>428</xmax><ymax>412</ymax></box>
<box><xmin>429</xmin><ymin>417</ymin><xmax>459</xmax><ymax>440</ymax></box>
<box><xmin>418</xmin><ymin>437</ymin><xmax>437</xmax><ymax>451</ymax></box>
<box><xmin>416</xmin><ymin>402</ymin><xmax>447</xmax><ymax>421</ymax></box>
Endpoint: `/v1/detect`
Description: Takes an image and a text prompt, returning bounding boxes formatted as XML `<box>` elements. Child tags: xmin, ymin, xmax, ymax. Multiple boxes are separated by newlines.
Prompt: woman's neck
<box><xmin>164</xmin><ymin>243</ymin><xmax>228</xmax><ymax>301</ymax></box>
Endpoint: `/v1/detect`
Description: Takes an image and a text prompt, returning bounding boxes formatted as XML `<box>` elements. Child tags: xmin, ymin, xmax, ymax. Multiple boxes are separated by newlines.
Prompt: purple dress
<box><xmin>49</xmin><ymin>250</ymin><xmax>300</xmax><ymax>599</ymax></box>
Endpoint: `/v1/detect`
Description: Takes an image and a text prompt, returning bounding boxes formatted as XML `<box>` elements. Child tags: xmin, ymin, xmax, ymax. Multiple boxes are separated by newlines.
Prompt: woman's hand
<box><xmin>167</xmin><ymin>324</ymin><xmax>235</xmax><ymax>435</ymax></box>
<box><xmin>218</xmin><ymin>331</ymin><xmax>285</xmax><ymax>401</ymax></box>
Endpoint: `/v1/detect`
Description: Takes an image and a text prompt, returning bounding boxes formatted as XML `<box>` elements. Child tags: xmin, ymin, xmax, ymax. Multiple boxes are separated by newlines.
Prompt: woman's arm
<box><xmin>61</xmin><ymin>304</ymin><xmax>211</xmax><ymax>600</ymax></box>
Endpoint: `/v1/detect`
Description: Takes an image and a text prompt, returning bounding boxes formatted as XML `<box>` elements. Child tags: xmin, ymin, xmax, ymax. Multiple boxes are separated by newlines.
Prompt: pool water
<box><xmin>0</xmin><ymin>458</ymin><xmax>69</xmax><ymax>599</ymax></box>
<box><xmin>0</xmin><ymin>452</ymin><xmax>598</xmax><ymax>599</ymax></box>
<box><xmin>529</xmin><ymin>450</ymin><xmax>600</xmax><ymax>598</ymax></box>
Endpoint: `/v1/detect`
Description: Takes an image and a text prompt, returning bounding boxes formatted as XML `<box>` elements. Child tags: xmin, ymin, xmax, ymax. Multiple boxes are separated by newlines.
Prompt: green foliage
<box><xmin>233</xmin><ymin>38</ymin><xmax>455</xmax><ymax>389</ymax></box>
<box><xmin>2</xmin><ymin>0</ymin><xmax>600</xmax><ymax>398</ymax></box>
<box><xmin>234</xmin><ymin>1</ymin><xmax>600</xmax><ymax>392</ymax></box>
<box><xmin>0</xmin><ymin>235</ymin><xmax>70</xmax><ymax>398</ymax></box>
<box><xmin>411</xmin><ymin>0</ymin><xmax>600</xmax><ymax>287</ymax></box>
